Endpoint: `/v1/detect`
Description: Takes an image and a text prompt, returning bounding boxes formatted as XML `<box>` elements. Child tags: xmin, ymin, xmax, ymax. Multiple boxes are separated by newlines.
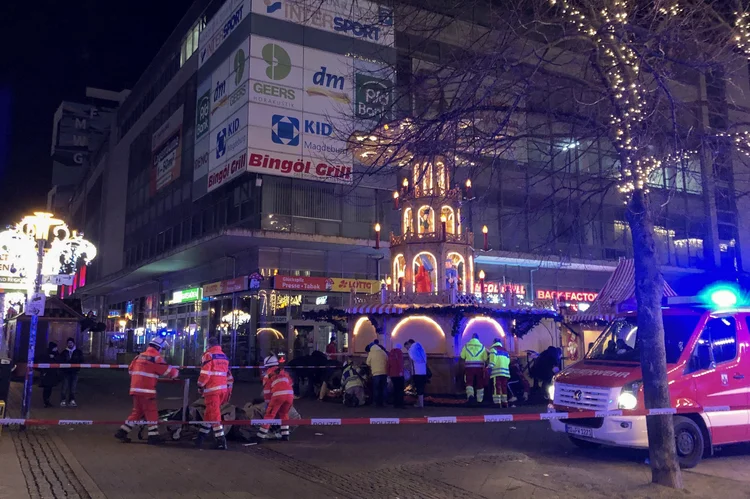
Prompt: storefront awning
<box><xmin>569</xmin><ymin>258</ymin><xmax>677</xmax><ymax>322</ymax></box>
<box><xmin>345</xmin><ymin>304</ymin><xmax>409</xmax><ymax>315</ymax></box>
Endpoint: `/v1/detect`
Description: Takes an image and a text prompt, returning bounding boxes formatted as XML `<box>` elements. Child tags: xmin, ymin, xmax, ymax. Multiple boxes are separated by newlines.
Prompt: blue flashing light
<box><xmin>709</xmin><ymin>288</ymin><xmax>738</xmax><ymax>309</ymax></box>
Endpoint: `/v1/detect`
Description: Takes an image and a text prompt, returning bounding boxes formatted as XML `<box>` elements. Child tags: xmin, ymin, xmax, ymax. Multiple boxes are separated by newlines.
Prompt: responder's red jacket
<box><xmin>128</xmin><ymin>346</ymin><xmax>178</xmax><ymax>396</ymax></box>
<box><xmin>198</xmin><ymin>346</ymin><xmax>233</xmax><ymax>395</ymax></box>
<box><xmin>262</xmin><ymin>367</ymin><xmax>293</xmax><ymax>402</ymax></box>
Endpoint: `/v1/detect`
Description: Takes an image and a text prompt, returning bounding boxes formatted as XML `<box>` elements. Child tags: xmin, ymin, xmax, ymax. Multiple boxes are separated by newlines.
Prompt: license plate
<box><xmin>566</xmin><ymin>425</ymin><xmax>593</xmax><ymax>438</ymax></box>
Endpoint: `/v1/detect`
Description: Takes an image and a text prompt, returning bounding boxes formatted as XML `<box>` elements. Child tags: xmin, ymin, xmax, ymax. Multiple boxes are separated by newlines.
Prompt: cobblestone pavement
<box><xmin>4</xmin><ymin>372</ymin><xmax>750</xmax><ymax>498</ymax></box>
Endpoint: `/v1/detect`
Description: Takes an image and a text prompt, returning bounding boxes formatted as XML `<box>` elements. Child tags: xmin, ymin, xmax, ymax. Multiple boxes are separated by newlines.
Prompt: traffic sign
<box><xmin>42</xmin><ymin>274</ymin><xmax>74</xmax><ymax>286</ymax></box>
<box><xmin>25</xmin><ymin>293</ymin><xmax>46</xmax><ymax>317</ymax></box>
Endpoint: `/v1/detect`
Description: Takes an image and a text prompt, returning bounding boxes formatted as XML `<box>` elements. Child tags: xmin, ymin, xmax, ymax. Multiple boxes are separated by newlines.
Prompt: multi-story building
<box><xmin>68</xmin><ymin>0</ymin><xmax>750</xmax><ymax>364</ymax></box>
<box><xmin>48</xmin><ymin>87</ymin><xmax>127</xmax><ymax>218</ymax></box>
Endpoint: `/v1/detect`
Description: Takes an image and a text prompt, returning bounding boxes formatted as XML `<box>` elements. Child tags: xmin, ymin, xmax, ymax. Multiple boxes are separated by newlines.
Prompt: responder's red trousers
<box><xmin>493</xmin><ymin>376</ymin><xmax>509</xmax><ymax>405</ymax></box>
<box><xmin>204</xmin><ymin>392</ymin><xmax>225</xmax><ymax>430</ymax></box>
<box><xmin>261</xmin><ymin>395</ymin><xmax>293</xmax><ymax>430</ymax></box>
<box><xmin>464</xmin><ymin>367</ymin><xmax>486</xmax><ymax>391</ymax></box>
<box><xmin>127</xmin><ymin>395</ymin><xmax>158</xmax><ymax>422</ymax></box>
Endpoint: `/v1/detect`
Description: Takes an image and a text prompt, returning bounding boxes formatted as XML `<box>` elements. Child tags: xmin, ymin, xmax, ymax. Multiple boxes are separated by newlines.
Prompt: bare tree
<box><xmin>344</xmin><ymin>0</ymin><xmax>750</xmax><ymax>488</ymax></box>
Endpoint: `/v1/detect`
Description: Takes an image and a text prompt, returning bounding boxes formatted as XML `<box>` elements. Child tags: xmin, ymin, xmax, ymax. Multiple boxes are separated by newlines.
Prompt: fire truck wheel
<box><xmin>673</xmin><ymin>416</ymin><xmax>704</xmax><ymax>469</ymax></box>
<box><xmin>568</xmin><ymin>436</ymin><xmax>602</xmax><ymax>450</ymax></box>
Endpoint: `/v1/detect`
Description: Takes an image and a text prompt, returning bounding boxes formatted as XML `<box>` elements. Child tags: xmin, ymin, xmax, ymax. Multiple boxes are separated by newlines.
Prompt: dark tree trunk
<box><xmin>627</xmin><ymin>189</ymin><xmax>683</xmax><ymax>489</ymax></box>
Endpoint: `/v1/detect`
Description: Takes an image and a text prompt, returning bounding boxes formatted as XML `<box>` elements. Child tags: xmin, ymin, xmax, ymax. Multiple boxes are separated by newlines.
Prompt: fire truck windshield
<box><xmin>586</xmin><ymin>315</ymin><xmax>701</xmax><ymax>363</ymax></box>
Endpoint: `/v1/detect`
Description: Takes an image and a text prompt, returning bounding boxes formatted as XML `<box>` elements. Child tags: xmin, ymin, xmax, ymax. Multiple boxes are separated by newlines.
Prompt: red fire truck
<box><xmin>548</xmin><ymin>287</ymin><xmax>750</xmax><ymax>468</ymax></box>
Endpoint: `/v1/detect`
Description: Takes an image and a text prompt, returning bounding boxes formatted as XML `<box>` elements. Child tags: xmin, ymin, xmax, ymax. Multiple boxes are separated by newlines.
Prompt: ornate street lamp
<box><xmin>6</xmin><ymin>212</ymin><xmax>96</xmax><ymax>419</ymax></box>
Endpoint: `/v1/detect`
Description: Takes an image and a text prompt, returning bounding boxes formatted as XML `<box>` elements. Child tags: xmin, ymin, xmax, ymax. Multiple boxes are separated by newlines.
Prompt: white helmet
<box><xmin>149</xmin><ymin>336</ymin><xmax>169</xmax><ymax>350</ymax></box>
<box><xmin>263</xmin><ymin>355</ymin><xmax>279</xmax><ymax>368</ymax></box>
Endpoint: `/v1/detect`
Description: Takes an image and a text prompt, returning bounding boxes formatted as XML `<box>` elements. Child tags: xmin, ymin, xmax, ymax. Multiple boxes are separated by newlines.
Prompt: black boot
<box><xmin>147</xmin><ymin>435</ymin><xmax>164</xmax><ymax>445</ymax></box>
<box><xmin>214</xmin><ymin>436</ymin><xmax>227</xmax><ymax>450</ymax></box>
<box><xmin>114</xmin><ymin>429</ymin><xmax>131</xmax><ymax>443</ymax></box>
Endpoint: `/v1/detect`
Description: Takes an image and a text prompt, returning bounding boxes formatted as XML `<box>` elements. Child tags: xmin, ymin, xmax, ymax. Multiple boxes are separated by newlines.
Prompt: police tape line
<box><xmin>30</xmin><ymin>364</ymin><xmax>334</xmax><ymax>370</ymax></box>
<box><xmin>0</xmin><ymin>405</ymin><xmax>735</xmax><ymax>427</ymax></box>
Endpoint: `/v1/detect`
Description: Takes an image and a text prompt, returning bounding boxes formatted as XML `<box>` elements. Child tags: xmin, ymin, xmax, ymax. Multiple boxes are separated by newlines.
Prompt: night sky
<box><xmin>0</xmin><ymin>0</ymin><xmax>191</xmax><ymax>223</ymax></box>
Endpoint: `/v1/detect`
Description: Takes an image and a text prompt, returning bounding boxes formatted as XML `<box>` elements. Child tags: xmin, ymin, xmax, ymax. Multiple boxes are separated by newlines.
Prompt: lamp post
<box><xmin>12</xmin><ymin>212</ymin><xmax>95</xmax><ymax>420</ymax></box>
<box><xmin>19</xmin><ymin>213</ymin><xmax>69</xmax><ymax>419</ymax></box>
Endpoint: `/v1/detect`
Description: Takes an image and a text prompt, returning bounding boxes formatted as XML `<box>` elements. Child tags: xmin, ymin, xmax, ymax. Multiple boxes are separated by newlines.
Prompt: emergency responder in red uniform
<box><xmin>257</xmin><ymin>354</ymin><xmax>294</xmax><ymax>441</ymax></box>
<box><xmin>115</xmin><ymin>336</ymin><xmax>178</xmax><ymax>444</ymax></box>
<box><xmin>195</xmin><ymin>336</ymin><xmax>233</xmax><ymax>450</ymax></box>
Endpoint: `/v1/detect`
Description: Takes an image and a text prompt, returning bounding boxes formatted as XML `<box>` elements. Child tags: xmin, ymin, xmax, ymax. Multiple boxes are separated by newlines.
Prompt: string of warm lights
<box><xmin>550</xmin><ymin>0</ymin><xmax>658</xmax><ymax>196</ymax></box>
<box><xmin>734</xmin><ymin>11</ymin><xmax>750</xmax><ymax>57</ymax></box>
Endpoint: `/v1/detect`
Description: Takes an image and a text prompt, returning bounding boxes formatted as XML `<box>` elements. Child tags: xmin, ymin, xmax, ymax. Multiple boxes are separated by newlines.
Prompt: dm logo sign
<box><xmin>271</xmin><ymin>115</ymin><xmax>299</xmax><ymax>146</ymax></box>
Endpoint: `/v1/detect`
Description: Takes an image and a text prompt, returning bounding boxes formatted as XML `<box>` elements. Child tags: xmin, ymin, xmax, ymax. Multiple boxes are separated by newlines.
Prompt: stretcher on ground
<box><xmin>137</xmin><ymin>397</ymin><xmax>301</xmax><ymax>442</ymax></box>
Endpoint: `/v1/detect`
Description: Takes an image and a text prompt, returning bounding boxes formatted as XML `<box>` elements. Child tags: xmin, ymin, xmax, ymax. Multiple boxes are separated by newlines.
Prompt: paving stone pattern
<box><xmin>12</xmin><ymin>429</ymin><xmax>91</xmax><ymax>499</ymax></box>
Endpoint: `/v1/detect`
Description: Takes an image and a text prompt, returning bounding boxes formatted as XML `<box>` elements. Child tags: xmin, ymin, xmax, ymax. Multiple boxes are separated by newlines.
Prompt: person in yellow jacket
<box><xmin>489</xmin><ymin>338</ymin><xmax>511</xmax><ymax>407</ymax></box>
<box><xmin>460</xmin><ymin>334</ymin><xmax>488</xmax><ymax>403</ymax></box>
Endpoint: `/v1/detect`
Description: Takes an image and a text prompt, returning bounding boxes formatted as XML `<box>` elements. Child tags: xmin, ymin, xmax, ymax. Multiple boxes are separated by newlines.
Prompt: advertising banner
<box><xmin>195</xmin><ymin>78</ymin><xmax>212</xmax><ymax>142</ymax></box>
<box><xmin>274</xmin><ymin>276</ymin><xmax>330</xmax><ymax>291</ymax></box>
<box><xmin>536</xmin><ymin>289</ymin><xmax>598</xmax><ymax>302</ymax></box>
<box><xmin>274</xmin><ymin>275</ymin><xmax>380</xmax><ymax>293</ymax></box>
<box><xmin>198</xmin><ymin>0</ymin><xmax>249</xmax><ymax>68</ymax></box>
<box><xmin>249</xmin><ymin>37</ymin><xmax>304</xmax><ymax>112</ymax></box>
<box><xmin>150</xmin><ymin>106</ymin><xmax>183</xmax><ymax>194</ymax></box>
<box><xmin>328</xmin><ymin>278</ymin><xmax>381</xmax><ymax>293</ymax></box>
<box><xmin>252</xmin><ymin>0</ymin><xmax>394</xmax><ymax>47</ymax></box>
<box><xmin>203</xmin><ymin>276</ymin><xmax>249</xmax><ymax>297</ymax></box>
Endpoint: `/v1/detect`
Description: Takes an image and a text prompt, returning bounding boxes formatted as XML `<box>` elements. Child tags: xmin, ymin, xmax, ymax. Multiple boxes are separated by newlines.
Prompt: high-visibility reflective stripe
<box><xmin>131</xmin><ymin>371</ymin><xmax>160</xmax><ymax>379</ymax></box>
<box><xmin>271</xmin><ymin>378</ymin><xmax>288</xmax><ymax>386</ymax></box>
<box><xmin>203</xmin><ymin>385</ymin><xmax>227</xmax><ymax>393</ymax></box>
<box><xmin>199</xmin><ymin>371</ymin><xmax>227</xmax><ymax>376</ymax></box>
<box><xmin>272</xmin><ymin>390</ymin><xmax>294</xmax><ymax>397</ymax></box>
<box><xmin>130</xmin><ymin>387</ymin><xmax>157</xmax><ymax>394</ymax></box>
<box><xmin>464</xmin><ymin>362</ymin><xmax>485</xmax><ymax>367</ymax></box>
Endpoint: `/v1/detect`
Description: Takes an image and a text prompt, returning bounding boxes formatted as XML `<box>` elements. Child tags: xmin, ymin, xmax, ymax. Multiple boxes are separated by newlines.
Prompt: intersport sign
<box><xmin>252</xmin><ymin>0</ymin><xmax>394</xmax><ymax>47</ymax></box>
<box><xmin>199</xmin><ymin>0</ymin><xmax>250</xmax><ymax>67</ymax></box>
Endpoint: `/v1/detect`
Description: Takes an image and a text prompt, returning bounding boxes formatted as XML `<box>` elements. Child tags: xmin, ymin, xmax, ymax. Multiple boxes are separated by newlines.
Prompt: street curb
<box><xmin>50</xmin><ymin>431</ymin><xmax>106</xmax><ymax>499</ymax></box>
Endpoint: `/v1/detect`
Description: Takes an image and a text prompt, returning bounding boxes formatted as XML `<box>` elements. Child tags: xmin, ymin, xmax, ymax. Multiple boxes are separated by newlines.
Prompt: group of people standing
<box><xmin>342</xmin><ymin>339</ymin><xmax>428</xmax><ymax>408</ymax></box>
<box><xmin>40</xmin><ymin>338</ymin><xmax>83</xmax><ymax>408</ymax></box>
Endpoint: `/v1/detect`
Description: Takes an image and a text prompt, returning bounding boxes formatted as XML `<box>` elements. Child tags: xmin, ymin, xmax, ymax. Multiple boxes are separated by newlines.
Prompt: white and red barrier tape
<box><xmin>31</xmin><ymin>363</ymin><xmax>334</xmax><ymax>370</ymax></box>
<box><xmin>0</xmin><ymin>405</ymin><xmax>734</xmax><ymax>427</ymax></box>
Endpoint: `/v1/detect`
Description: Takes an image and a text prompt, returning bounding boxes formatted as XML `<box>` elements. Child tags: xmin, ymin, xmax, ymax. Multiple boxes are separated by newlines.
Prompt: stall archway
<box><xmin>460</xmin><ymin>316</ymin><xmax>507</xmax><ymax>351</ymax></box>
<box><xmin>391</xmin><ymin>315</ymin><xmax>445</xmax><ymax>354</ymax></box>
<box><xmin>352</xmin><ymin>316</ymin><xmax>377</xmax><ymax>353</ymax></box>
